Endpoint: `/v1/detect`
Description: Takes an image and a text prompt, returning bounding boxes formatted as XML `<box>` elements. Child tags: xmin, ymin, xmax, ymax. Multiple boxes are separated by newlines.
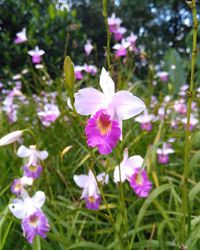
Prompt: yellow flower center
<box><xmin>29</xmin><ymin>165</ymin><xmax>37</xmax><ymax>172</ymax></box>
<box><xmin>88</xmin><ymin>196</ymin><xmax>96</xmax><ymax>203</ymax></box>
<box><xmin>97</xmin><ymin>113</ymin><xmax>112</xmax><ymax>135</ymax></box>
<box><xmin>29</xmin><ymin>214</ymin><xmax>39</xmax><ymax>227</ymax></box>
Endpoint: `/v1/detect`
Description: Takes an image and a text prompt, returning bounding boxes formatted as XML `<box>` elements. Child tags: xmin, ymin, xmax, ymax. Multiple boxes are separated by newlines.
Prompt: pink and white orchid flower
<box><xmin>74</xmin><ymin>170</ymin><xmax>109</xmax><ymax>210</ymax></box>
<box><xmin>28</xmin><ymin>46</ymin><xmax>45</xmax><ymax>64</ymax></box>
<box><xmin>135</xmin><ymin>109</ymin><xmax>156</xmax><ymax>131</ymax></box>
<box><xmin>157</xmin><ymin>143</ymin><xmax>174</xmax><ymax>164</ymax></box>
<box><xmin>84</xmin><ymin>40</ymin><xmax>93</xmax><ymax>56</ymax></box>
<box><xmin>113</xmin><ymin>39</ymin><xmax>131</xmax><ymax>57</ymax></box>
<box><xmin>74</xmin><ymin>68</ymin><xmax>145</xmax><ymax>138</ymax></box>
<box><xmin>114</xmin><ymin>148</ymin><xmax>143</xmax><ymax>183</ymax></box>
<box><xmin>14</xmin><ymin>28</ymin><xmax>27</xmax><ymax>44</ymax></box>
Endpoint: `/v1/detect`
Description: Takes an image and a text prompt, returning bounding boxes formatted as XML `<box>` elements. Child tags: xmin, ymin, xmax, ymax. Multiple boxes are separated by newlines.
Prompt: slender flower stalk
<box><xmin>181</xmin><ymin>0</ymin><xmax>198</xmax><ymax>244</ymax></box>
<box><xmin>102</xmin><ymin>0</ymin><xmax>111</xmax><ymax>71</ymax></box>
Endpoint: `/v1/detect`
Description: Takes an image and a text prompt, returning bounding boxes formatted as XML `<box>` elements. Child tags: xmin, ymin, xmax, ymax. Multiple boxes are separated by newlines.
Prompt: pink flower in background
<box><xmin>84</xmin><ymin>64</ymin><xmax>98</xmax><ymax>75</ymax></box>
<box><xmin>157</xmin><ymin>71</ymin><xmax>169</xmax><ymax>82</ymax></box>
<box><xmin>28</xmin><ymin>46</ymin><xmax>45</xmax><ymax>64</ymax></box>
<box><xmin>113</xmin><ymin>27</ymin><xmax>127</xmax><ymax>41</ymax></box>
<box><xmin>181</xmin><ymin>115</ymin><xmax>198</xmax><ymax>130</ymax></box>
<box><xmin>14</xmin><ymin>28</ymin><xmax>27</xmax><ymax>44</ymax></box>
<box><xmin>84</xmin><ymin>40</ymin><xmax>93</xmax><ymax>56</ymax></box>
<box><xmin>179</xmin><ymin>84</ymin><xmax>189</xmax><ymax>96</ymax></box>
<box><xmin>129</xmin><ymin>168</ymin><xmax>152</xmax><ymax>197</ymax></box>
<box><xmin>108</xmin><ymin>13</ymin><xmax>122</xmax><ymax>33</ymax></box>
<box><xmin>174</xmin><ymin>99</ymin><xmax>187</xmax><ymax>114</ymax></box>
<box><xmin>73</xmin><ymin>170</ymin><xmax>109</xmax><ymax>210</ymax></box>
<box><xmin>113</xmin><ymin>39</ymin><xmax>131</xmax><ymax>58</ymax></box>
<box><xmin>11</xmin><ymin>176</ymin><xmax>33</xmax><ymax>195</ymax></box>
<box><xmin>9</xmin><ymin>189</ymin><xmax>49</xmax><ymax>244</ymax></box>
<box><xmin>113</xmin><ymin>148</ymin><xmax>143</xmax><ymax>183</ymax></box>
<box><xmin>126</xmin><ymin>33</ymin><xmax>138</xmax><ymax>52</ymax></box>
<box><xmin>74</xmin><ymin>68</ymin><xmax>145</xmax><ymax>140</ymax></box>
<box><xmin>37</xmin><ymin>103</ymin><xmax>60</xmax><ymax>127</ymax></box>
<box><xmin>75</xmin><ymin>66</ymin><xmax>84</xmax><ymax>80</ymax></box>
<box><xmin>22</xmin><ymin>210</ymin><xmax>50</xmax><ymax>244</ymax></box>
<box><xmin>157</xmin><ymin>143</ymin><xmax>174</xmax><ymax>164</ymax></box>
<box><xmin>135</xmin><ymin>109</ymin><xmax>156</xmax><ymax>131</ymax></box>
<box><xmin>85</xmin><ymin>109</ymin><xmax>121</xmax><ymax>154</ymax></box>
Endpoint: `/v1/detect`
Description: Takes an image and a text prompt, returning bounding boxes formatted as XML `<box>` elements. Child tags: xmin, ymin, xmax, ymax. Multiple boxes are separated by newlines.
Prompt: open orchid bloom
<box><xmin>114</xmin><ymin>148</ymin><xmax>144</xmax><ymax>183</ymax></box>
<box><xmin>113</xmin><ymin>39</ymin><xmax>131</xmax><ymax>57</ymax></box>
<box><xmin>11</xmin><ymin>176</ymin><xmax>33</xmax><ymax>195</ymax></box>
<box><xmin>74</xmin><ymin>68</ymin><xmax>146</xmax><ymax>138</ymax></box>
<box><xmin>9</xmin><ymin>190</ymin><xmax>45</xmax><ymax>219</ymax></box>
<box><xmin>37</xmin><ymin>103</ymin><xmax>60</xmax><ymax>127</ymax></box>
<box><xmin>135</xmin><ymin>109</ymin><xmax>156</xmax><ymax>131</ymax></box>
<box><xmin>28</xmin><ymin>46</ymin><xmax>45</xmax><ymax>64</ymax></box>
<box><xmin>14</xmin><ymin>28</ymin><xmax>27</xmax><ymax>44</ymax></box>
<box><xmin>73</xmin><ymin>170</ymin><xmax>109</xmax><ymax>199</ymax></box>
<box><xmin>17</xmin><ymin>145</ymin><xmax>48</xmax><ymax>166</ymax></box>
<box><xmin>181</xmin><ymin>114</ymin><xmax>198</xmax><ymax>130</ymax></box>
<box><xmin>0</xmin><ymin>130</ymin><xmax>23</xmax><ymax>146</ymax></box>
<box><xmin>157</xmin><ymin>143</ymin><xmax>174</xmax><ymax>164</ymax></box>
<box><xmin>84</xmin><ymin>40</ymin><xmax>93</xmax><ymax>56</ymax></box>
<box><xmin>108</xmin><ymin>13</ymin><xmax>122</xmax><ymax>33</ymax></box>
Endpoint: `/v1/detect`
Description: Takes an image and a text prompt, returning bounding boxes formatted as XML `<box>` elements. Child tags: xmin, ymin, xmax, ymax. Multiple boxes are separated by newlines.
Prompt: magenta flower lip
<box><xmin>22</xmin><ymin>210</ymin><xmax>50</xmax><ymax>244</ymax></box>
<box><xmin>85</xmin><ymin>109</ymin><xmax>121</xmax><ymax>155</ymax></box>
<box><xmin>129</xmin><ymin>168</ymin><xmax>152</xmax><ymax>198</ymax></box>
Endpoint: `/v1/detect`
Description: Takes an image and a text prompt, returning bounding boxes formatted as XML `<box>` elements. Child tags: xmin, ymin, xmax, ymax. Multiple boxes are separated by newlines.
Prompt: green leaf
<box><xmin>164</xmin><ymin>49</ymin><xmax>186</xmax><ymax>93</ymax></box>
<box><xmin>48</xmin><ymin>4</ymin><xmax>56</xmax><ymax>20</ymax></box>
<box><xmin>67</xmin><ymin>241</ymin><xmax>108</xmax><ymax>250</ymax></box>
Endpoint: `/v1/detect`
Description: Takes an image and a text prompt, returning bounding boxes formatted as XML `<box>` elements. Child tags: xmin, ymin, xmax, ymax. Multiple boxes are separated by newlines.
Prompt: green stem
<box><xmin>102</xmin><ymin>0</ymin><xmax>111</xmax><ymax>71</ymax></box>
<box><xmin>32</xmin><ymin>235</ymin><xmax>41</xmax><ymax>250</ymax></box>
<box><xmin>181</xmin><ymin>0</ymin><xmax>198</xmax><ymax>244</ymax></box>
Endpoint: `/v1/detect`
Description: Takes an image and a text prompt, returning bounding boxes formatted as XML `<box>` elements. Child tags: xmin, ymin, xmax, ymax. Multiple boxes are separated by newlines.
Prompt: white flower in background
<box><xmin>73</xmin><ymin>170</ymin><xmax>109</xmax><ymax>199</ymax></box>
<box><xmin>9</xmin><ymin>190</ymin><xmax>45</xmax><ymax>219</ymax></box>
<box><xmin>17</xmin><ymin>145</ymin><xmax>48</xmax><ymax>166</ymax></box>
<box><xmin>14</xmin><ymin>28</ymin><xmax>27</xmax><ymax>44</ymax></box>
<box><xmin>0</xmin><ymin>130</ymin><xmax>23</xmax><ymax>146</ymax></box>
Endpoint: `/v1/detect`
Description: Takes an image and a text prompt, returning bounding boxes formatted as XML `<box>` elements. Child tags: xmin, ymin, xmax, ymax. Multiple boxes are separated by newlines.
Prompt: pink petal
<box><xmin>113</xmin><ymin>90</ymin><xmax>145</xmax><ymax>120</ymax></box>
<box><xmin>74</xmin><ymin>87</ymin><xmax>105</xmax><ymax>115</ymax></box>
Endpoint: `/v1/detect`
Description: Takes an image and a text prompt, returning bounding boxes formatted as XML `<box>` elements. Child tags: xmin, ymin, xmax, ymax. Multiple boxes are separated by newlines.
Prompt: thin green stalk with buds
<box><xmin>102</xmin><ymin>0</ymin><xmax>111</xmax><ymax>71</ymax></box>
<box><xmin>181</xmin><ymin>0</ymin><xmax>198</xmax><ymax>244</ymax></box>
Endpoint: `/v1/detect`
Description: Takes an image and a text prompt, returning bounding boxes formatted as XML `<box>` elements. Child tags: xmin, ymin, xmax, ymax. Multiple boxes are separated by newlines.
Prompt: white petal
<box><xmin>88</xmin><ymin>182</ymin><xmax>98</xmax><ymax>196</ymax></box>
<box><xmin>20</xmin><ymin>176</ymin><xmax>33</xmax><ymax>186</ymax></box>
<box><xmin>97</xmin><ymin>172</ymin><xmax>109</xmax><ymax>184</ymax></box>
<box><xmin>113</xmin><ymin>165</ymin><xmax>127</xmax><ymax>183</ymax></box>
<box><xmin>9</xmin><ymin>201</ymin><xmax>26</xmax><ymax>219</ymax></box>
<box><xmin>73</xmin><ymin>175</ymin><xmax>89</xmax><ymax>188</ymax></box>
<box><xmin>113</xmin><ymin>91</ymin><xmax>145</xmax><ymax>120</ymax></box>
<box><xmin>164</xmin><ymin>148</ymin><xmax>174</xmax><ymax>154</ymax></box>
<box><xmin>31</xmin><ymin>191</ymin><xmax>45</xmax><ymax>209</ymax></box>
<box><xmin>100</xmin><ymin>68</ymin><xmax>115</xmax><ymax>99</ymax></box>
<box><xmin>0</xmin><ymin>130</ymin><xmax>23</xmax><ymax>146</ymax></box>
<box><xmin>74</xmin><ymin>87</ymin><xmax>105</xmax><ymax>115</ymax></box>
<box><xmin>16</xmin><ymin>145</ymin><xmax>30</xmax><ymax>158</ymax></box>
<box><xmin>37</xmin><ymin>150</ymin><xmax>48</xmax><ymax>160</ymax></box>
<box><xmin>126</xmin><ymin>155</ymin><xmax>143</xmax><ymax>169</ymax></box>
